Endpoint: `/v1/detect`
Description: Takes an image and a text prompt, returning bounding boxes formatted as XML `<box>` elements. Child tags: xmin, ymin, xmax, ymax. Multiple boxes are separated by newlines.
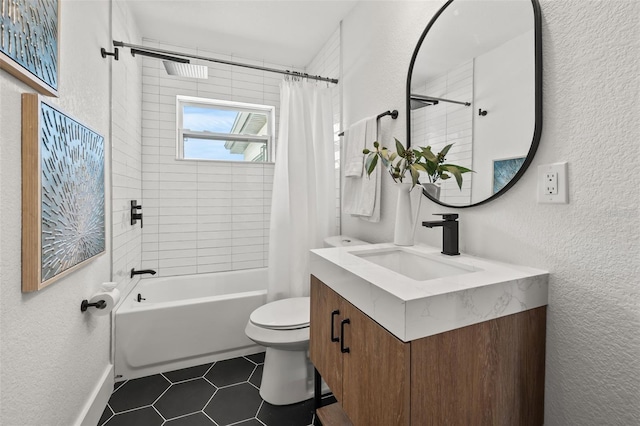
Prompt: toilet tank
<box><xmin>323</xmin><ymin>236</ymin><xmax>370</xmax><ymax>248</ymax></box>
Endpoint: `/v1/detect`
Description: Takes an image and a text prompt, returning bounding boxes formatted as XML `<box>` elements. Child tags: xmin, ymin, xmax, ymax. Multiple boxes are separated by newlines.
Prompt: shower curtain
<box><xmin>267</xmin><ymin>79</ymin><xmax>336</xmax><ymax>301</ymax></box>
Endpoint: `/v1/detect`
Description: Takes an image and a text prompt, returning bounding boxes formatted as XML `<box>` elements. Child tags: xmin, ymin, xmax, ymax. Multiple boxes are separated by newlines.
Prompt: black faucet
<box><xmin>130</xmin><ymin>268</ymin><xmax>157</xmax><ymax>278</ymax></box>
<box><xmin>422</xmin><ymin>213</ymin><xmax>460</xmax><ymax>256</ymax></box>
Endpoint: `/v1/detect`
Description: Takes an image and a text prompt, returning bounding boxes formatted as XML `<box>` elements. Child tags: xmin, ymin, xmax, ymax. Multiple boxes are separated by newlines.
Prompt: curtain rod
<box><xmin>113</xmin><ymin>41</ymin><xmax>339</xmax><ymax>84</ymax></box>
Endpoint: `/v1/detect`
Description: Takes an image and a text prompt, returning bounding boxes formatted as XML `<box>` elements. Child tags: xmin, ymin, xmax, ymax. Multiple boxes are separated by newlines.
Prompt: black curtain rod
<box><xmin>338</xmin><ymin>110</ymin><xmax>399</xmax><ymax>137</ymax></box>
<box><xmin>113</xmin><ymin>40</ymin><xmax>339</xmax><ymax>84</ymax></box>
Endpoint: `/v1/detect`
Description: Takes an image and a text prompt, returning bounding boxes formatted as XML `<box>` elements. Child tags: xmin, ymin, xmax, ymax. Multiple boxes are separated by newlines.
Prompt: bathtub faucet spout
<box><xmin>130</xmin><ymin>268</ymin><xmax>157</xmax><ymax>278</ymax></box>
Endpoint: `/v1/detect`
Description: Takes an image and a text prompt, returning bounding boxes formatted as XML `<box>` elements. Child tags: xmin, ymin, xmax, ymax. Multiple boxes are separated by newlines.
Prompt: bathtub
<box><xmin>114</xmin><ymin>268</ymin><xmax>267</xmax><ymax>381</ymax></box>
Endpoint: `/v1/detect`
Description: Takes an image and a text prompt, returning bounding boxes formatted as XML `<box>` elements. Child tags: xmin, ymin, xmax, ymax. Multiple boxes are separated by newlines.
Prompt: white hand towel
<box><xmin>343</xmin><ymin>116</ymin><xmax>381</xmax><ymax>221</ymax></box>
<box><xmin>343</xmin><ymin>118</ymin><xmax>368</xmax><ymax>177</ymax></box>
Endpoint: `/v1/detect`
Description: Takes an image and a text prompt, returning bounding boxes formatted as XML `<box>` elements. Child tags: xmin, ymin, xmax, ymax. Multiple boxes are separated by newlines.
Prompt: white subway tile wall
<box><xmin>306</xmin><ymin>27</ymin><xmax>342</xmax><ymax>235</ymax></box>
<box><xmin>140</xmin><ymin>30</ymin><xmax>341</xmax><ymax>277</ymax></box>
<box><xmin>411</xmin><ymin>60</ymin><xmax>474</xmax><ymax>205</ymax></box>
<box><xmin>111</xmin><ymin>0</ymin><xmax>143</xmax><ymax>290</ymax></box>
<box><xmin>140</xmin><ymin>39</ymin><xmax>301</xmax><ymax>277</ymax></box>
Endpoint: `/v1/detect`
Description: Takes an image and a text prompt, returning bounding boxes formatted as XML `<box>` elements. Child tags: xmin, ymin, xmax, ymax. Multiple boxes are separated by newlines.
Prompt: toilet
<box><xmin>245</xmin><ymin>235</ymin><xmax>369</xmax><ymax>405</ymax></box>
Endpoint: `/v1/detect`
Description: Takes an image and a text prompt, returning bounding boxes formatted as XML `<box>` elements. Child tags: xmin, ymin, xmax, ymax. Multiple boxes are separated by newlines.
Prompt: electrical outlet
<box><xmin>544</xmin><ymin>172</ymin><xmax>558</xmax><ymax>195</ymax></box>
<box><xmin>538</xmin><ymin>162</ymin><xmax>568</xmax><ymax>204</ymax></box>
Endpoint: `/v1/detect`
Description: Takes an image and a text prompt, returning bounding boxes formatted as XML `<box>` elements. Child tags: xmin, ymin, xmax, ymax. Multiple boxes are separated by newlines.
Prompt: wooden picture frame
<box><xmin>1</xmin><ymin>0</ymin><xmax>60</xmax><ymax>97</ymax></box>
<box><xmin>22</xmin><ymin>94</ymin><xmax>105</xmax><ymax>292</ymax></box>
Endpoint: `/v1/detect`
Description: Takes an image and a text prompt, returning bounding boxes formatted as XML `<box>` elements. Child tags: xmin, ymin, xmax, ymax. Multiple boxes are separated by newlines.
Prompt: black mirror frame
<box><xmin>406</xmin><ymin>0</ymin><xmax>543</xmax><ymax>208</ymax></box>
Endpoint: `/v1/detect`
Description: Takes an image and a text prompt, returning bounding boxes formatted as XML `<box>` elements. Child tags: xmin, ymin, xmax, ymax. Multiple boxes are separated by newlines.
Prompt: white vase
<box><xmin>393</xmin><ymin>182</ymin><xmax>423</xmax><ymax>246</ymax></box>
<box><xmin>423</xmin><ymin>182</ymin><xmax>441</xmax><ymax>200</ymax></box>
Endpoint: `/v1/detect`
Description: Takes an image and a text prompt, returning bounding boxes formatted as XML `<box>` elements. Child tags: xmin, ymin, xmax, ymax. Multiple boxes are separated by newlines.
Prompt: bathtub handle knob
<box><xmin>131</xmin><ymin>200</ymin><xmax>143</xmax><ymax>228</ymax></box>
<box><xmin>137</xmin><ymin>293</ymin><xmax>146</xmax><ymax>303</ymax></box>
<box><xmin>330</xmin><ymin>310</ymin><xmax>340</xmax><ymax>343</ymax></box>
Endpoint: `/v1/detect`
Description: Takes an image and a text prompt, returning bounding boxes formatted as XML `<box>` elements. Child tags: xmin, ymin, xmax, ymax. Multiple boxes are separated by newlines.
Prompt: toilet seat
<box><xmin>250</xmin><ymin>297</ymin><xmax>310</xmax><ymax>330</ymax></box>
<box><xmin>245</xmin><ymin>320</ymin><xmax>309</xmax><ymax>350</ymax></box>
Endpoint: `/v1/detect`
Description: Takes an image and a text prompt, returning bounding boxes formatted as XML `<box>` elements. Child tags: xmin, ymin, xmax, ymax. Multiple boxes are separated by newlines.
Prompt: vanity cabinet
<box><xmin>310</xmin><ymin>276</ymin><xmax>410</xmax><ymax>426</ymax></box>
<box><xmin>310</xmin><ymin>275</ymin><xmax>546</xmax><ymax>426</ymax></box>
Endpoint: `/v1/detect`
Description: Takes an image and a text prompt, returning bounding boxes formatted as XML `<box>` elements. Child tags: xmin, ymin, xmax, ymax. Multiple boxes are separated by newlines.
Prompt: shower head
<box><xmin>163</xmin><ymin>61</ymin><xmax>208</xmax><ymax>80</ymax></box>
<box><xmin>129</xmin><ymin>47</ymin><xmax>207</xmax><ymax>80</ymax></box>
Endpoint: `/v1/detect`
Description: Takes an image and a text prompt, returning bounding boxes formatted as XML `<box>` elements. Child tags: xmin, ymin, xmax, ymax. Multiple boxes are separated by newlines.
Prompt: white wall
<box><xmin>341</xmin><ymin>1</ymin><xmax>639</xmax><ymax>424</ymax></box>
<box><xmin>140</xmin><ymin>41</ymin><xmax>302</xmax><ymax>277</ymax></box>
<box><xmin>0</xmin><ymin>1</ymin><xmax>113</xmax><ymax>424</ymax></box>
<box><xmin>111</xmin><ymin>0</ymin><xmax>143</xmax><ymax>296</ymax></box>
<box><xmin>341</xmin><ymin>1</ymin><xmax>427</xmax><ymax>243</ymax></box>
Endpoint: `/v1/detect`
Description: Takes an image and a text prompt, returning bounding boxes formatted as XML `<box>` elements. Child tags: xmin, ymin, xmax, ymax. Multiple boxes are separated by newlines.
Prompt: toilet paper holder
<box><xmin>80</xmin><ymin>299</ymin><xmax>106</xmax><ymax>312</ymax></box>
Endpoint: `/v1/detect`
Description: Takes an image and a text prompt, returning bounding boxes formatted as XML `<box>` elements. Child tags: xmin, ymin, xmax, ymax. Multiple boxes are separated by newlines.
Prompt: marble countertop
<box><xmin>310</xmin><ymin>243</ymin><xmax>549</xmax><ymax>342</ymax></box>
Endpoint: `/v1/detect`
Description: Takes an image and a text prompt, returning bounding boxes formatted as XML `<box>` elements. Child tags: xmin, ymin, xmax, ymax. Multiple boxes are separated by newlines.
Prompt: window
<box><xmin>176</xmin><ymin>96</ymin><xmax>275</xmax><ymax>162</ymax></box>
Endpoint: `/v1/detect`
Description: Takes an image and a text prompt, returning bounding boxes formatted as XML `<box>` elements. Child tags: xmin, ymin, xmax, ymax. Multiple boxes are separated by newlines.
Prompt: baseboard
<box><xmin>75</xmin><ymin>364</ymin><xmax>114</xmax><ymax>426</ymax></box>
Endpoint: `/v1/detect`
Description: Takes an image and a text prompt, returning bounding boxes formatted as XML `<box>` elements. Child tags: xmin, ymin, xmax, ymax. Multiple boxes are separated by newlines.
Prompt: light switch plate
<box><xmin>538</xmin><ymin>162</ymin><xmax>568</xmax><ymax>204</ymax></box>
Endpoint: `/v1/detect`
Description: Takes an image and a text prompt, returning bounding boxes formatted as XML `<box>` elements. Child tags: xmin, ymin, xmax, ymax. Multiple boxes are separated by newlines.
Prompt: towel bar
<box><xmin>338</xmin><ymin>110</ymin><xmax>399</xmax><ymax>137</ymax></box>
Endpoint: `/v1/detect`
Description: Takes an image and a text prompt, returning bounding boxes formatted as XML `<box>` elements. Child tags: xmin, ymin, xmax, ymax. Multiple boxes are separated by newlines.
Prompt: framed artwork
<box><xmin>493</xmin><ymin>157</ymin><xmax>526</xmax><ymax>194</ymax></box>
<box><xmin>1</xmin><ymin>0</ymin><xmax>59</xmax><ymax>96</ymax></box>
<box><xmin>22</xmin><ymin>94</ymin><xmax>105</xmax><ymax>292</ymax></box>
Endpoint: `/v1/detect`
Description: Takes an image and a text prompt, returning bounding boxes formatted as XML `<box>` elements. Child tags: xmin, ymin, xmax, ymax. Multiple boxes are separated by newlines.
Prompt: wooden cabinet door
<box><xmin>341</xmin><ymin>301</ymin><xmax>411</xmax><ymax>426</ymax></box>
<box><xmin>310</xmin><ymin>276</ymin><xmax>345</xmax><ymax>402</ymax></box>
<box><xmin>410</xmin><ymin>307</ymin><xmax>546</xmax><ymax>426</ymax></box>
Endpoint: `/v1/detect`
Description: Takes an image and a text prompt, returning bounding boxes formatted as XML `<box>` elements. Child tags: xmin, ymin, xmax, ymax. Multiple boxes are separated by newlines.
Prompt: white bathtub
<box><xmin>114</xmin><ymin>268</ymin><xmax>267</xmax><ymax>381</ymax></box>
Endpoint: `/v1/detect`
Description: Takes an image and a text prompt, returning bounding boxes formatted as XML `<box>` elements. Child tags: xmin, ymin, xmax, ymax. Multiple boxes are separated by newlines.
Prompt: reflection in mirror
<box><xmin>408</xmin><ymin>0</ymin><xmax>541</xmax><ymax>207</ymax></box>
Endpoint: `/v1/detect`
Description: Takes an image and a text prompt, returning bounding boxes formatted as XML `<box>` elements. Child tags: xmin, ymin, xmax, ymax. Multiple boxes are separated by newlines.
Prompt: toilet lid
<box><xmin>250</xmin><ymin>297</ymin><xmax>310</xmax><ymax>330</ymax></box>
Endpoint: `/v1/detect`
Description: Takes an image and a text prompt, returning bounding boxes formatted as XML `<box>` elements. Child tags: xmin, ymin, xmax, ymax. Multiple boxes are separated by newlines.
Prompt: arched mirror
<box><xmin>407</xmin><ymin>0</ymin><xmax>542</xmax><ymax>208</ymax></box>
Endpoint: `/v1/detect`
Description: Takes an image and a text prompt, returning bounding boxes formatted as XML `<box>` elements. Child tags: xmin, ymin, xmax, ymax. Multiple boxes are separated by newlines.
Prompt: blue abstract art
<box><xmin>39</xmin><ymin>103</ymin><xmax>105</xmax><ymax>283</ymax></box>
<box><xmin>493</xmin><ymin>157</ymin><xmax>526</xmax><ymax>194</ymax></box>
<box><xmin>1</xmin><ymin>0</ymin><xmax>58</xmax><ymax>96</ymax></box>
<box><xmin>22</xmin><ymin>94</ymin><xmax>104</xmax><ymax>292</ymax></box>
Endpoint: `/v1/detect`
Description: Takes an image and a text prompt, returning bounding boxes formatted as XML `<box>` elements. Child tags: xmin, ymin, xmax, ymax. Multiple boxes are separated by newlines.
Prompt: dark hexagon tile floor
<box><xmin>156</xmin><ymin>378</ymin><xmax>216</xmax><ymax>420</ymax></box>
<box><xmin>99</xmin><ymin>353</ymin><xmax>315</xmax><ymax>426</ymax></box>
<box><xmin>205</xmin><ymin>357</ymin><xmax>257</xmax><ymax>387</ymax></box>
<box><xmin>108</xmin><ymin>374</ymin><xmax>172</xmax><ymax>413</ymax></box>
<box><xmin>258</xmin><ymin>398</ymin><xmax>315</xmax><ymax>426</ymax></box>
<box><xmin>204</xmin><ymin>382</ymin><xmax>263</xmax><ymax>424</ymax></box>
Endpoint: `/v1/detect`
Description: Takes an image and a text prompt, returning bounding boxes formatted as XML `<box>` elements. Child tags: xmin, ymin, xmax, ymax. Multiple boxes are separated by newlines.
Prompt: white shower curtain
<box><xmin>267</xmin><ymin>80</ymin><xmax>336</xmax><ymax>302</ymax></box>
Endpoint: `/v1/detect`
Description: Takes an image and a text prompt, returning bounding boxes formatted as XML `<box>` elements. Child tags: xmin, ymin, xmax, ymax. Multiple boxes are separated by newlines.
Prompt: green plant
<box><xmin>363</xmin><ymin>138</ymin><xmax>473</xmax><ymax>189</ymax></box>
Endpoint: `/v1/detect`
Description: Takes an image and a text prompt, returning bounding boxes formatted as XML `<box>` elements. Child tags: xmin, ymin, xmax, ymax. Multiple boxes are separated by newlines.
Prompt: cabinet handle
<box><xmin>340</xmin><ymin>318</ymin><xmax>350</xmax><ymax>353</ymax></box>
<box><xmin>331</xmin><ymin>310</ymin><xmax>340</xmax><ymax>342</ymax></box>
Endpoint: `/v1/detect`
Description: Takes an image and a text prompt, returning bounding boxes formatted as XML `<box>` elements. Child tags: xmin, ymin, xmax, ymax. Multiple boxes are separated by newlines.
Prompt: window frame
<box><xmin>176</xmin><ymin>95</ymin><xmax>276</xmax><ymax>163</ymax></box>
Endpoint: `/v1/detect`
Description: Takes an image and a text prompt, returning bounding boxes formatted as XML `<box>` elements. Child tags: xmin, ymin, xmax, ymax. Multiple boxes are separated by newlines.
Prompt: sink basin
<box><xmin>311</xmin><ymin>242</ymin><xmax>549</xmax><ymax>341</ymax></box>
<box><xmin>351</xmin><ymin>248</ymin><xmax>478</xmax><ymax>281</ymax></box>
